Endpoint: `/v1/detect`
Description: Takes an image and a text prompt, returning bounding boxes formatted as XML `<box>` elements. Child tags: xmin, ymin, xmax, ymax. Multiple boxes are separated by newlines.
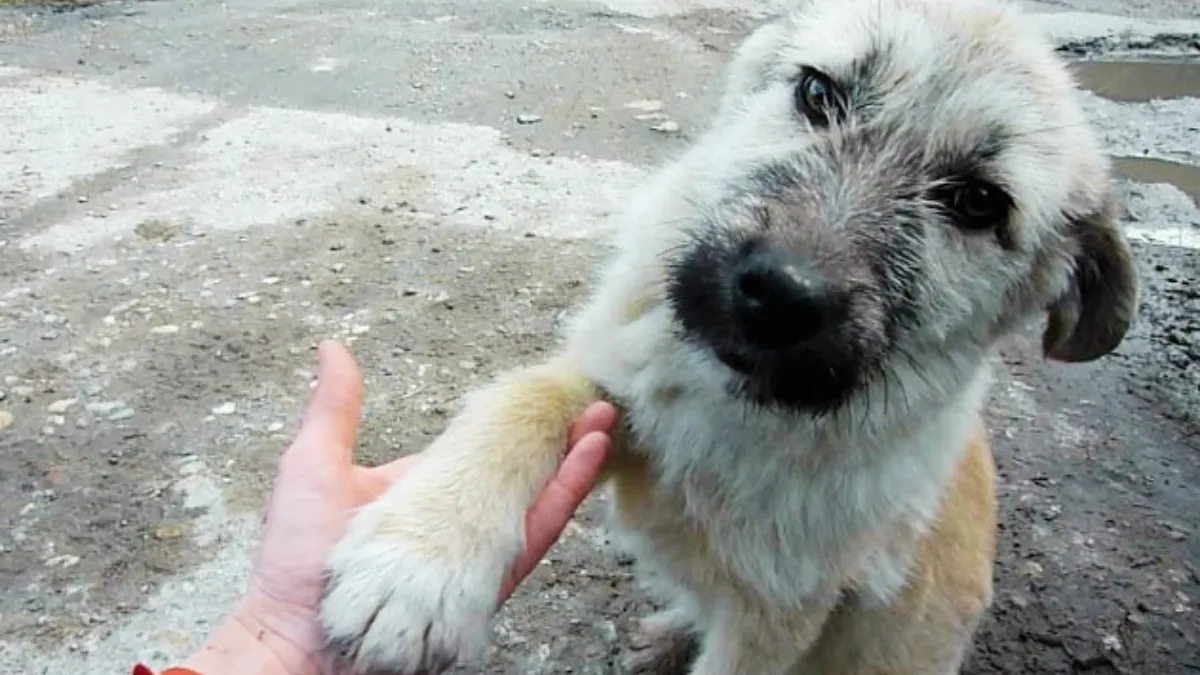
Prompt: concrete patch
<box><xmin>0</xmin><ymin>73</ymin><xmax>216</xmax><ymax>211</ymax></box>
<box><xmin>0</xmin><ymin>516</ymin><xmax>260</xmax><ymax>674</ymax></box>
<box><xmin>1034</xmin><ymin>11</ymin><xmax>1200</xmax><ymax>51</ymax></box>
<box><xmin>552</xmin><ymin>0</ymin><xmax>782</xmax><ymax>18</ymax></box>
<box><xmin>171</xmin><ymin>456</ymin><xmax>232</xmax><ymax>548</ymax></box>
<box><xmin>20</xmin><ymin>101</ymin><xmax>647</xmax><ymax>253</ymax></box>
<box><xmin>1122</xmin><ymin>180</ymin><xmax>1200</xmax><ymax>250</ymax></box>
<box><xmin>1081</xmin><ymin>91</ymin><xmax>1199</xmax><ymax>166</ymax></box>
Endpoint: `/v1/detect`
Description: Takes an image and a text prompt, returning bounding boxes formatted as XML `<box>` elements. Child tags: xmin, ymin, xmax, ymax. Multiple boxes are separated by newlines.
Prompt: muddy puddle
<box><xmin>1111</xmin><ymin>156</ymin><xmax>1200</xmax><ymax>206</ymax></box>
<box><xmin>1070</xmin><ymin>57</ymin><xmax>1200</xmax><ymax>205</ymax></box>
<box><xmin>1069</xmin><ymin>57</ymin><xmax>1200</xmax><ymax>103</ymax></box>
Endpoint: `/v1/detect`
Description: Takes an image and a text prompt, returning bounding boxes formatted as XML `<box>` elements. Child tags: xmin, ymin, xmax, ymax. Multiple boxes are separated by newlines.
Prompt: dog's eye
<box><xmin>795</xmin><ymin>68</ymin><xmax>844</xmax><ymax>127</ymax></box>
<box><xmin>949</xmin><ymin>181</ymin><xmax>1010</xmax><ymax>229</ymax></box>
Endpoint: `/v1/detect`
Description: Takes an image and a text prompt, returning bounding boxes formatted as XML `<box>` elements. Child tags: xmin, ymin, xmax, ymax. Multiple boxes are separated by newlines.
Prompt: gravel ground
<box><xmin>0</xmin><ymin>1</ymin><xmax>1197</xmax><ymax>674</ymax></box>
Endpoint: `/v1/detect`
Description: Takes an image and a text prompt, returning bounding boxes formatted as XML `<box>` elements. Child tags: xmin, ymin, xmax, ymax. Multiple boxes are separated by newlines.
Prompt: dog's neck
<box><xmin>575</xmin><ymin>300</ymin><xmax>991</xmax><ymax>473</ymax></box>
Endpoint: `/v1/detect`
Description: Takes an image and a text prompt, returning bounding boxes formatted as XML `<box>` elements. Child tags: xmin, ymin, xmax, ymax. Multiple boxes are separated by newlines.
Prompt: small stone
<box><xmin>350</xmin><ymin>325</ymin><xmax>370</xmax><ymax>335</ymax></box>
<box><xmin>516</xmin><ymin>113</ymin><xmax>543</xmax><ymax>125</ymax></box>
<box><xmin>651</xmin><ymin>120</ymin><xmax>681</xmax><ymax>134</ymax></box>
<box><xmin>108</xmin><ymin>408</ymin><xmax>136</xmax><ymax>421</ymax></box>
<box><xmin>624</xmin><ymin>99</ymin><xmax>664</xmax><ymax>112</ymax></box>
<box><xmin>154</xmin><ymin>523</ymin><xmax>186</xmax><ymax>540</ymax></box>
<box><xmin>212</xmin><ymin>402</ymin><xmax>236</xmax><ymax>416</ymax></box>
<box><xmin>48</xmin><ymin>398</ymin><xmax>78</xmax><ymax>414</ymax></box>
<box><xmin>0</xmin><ymin>411</ymin><xmax>13</xmax><ymax>431</ymax></box>
<box><xmin>266</xmin><ymin>421</ymin><xmax>285</xmax><ymax>433</ymax></box>
<box><xmin>86</xmin><ymin>401</ymin><xmax>125</xmax><ymax>415</ymax></box>
<box><xmin>42</xmin><ymin>329</ymin><xmax>60</xmax><ymax>340</ymax></box>
<box><xmin>150</xmin><ymin>325</ymin><xmax>180</xmax><ymax>335</ymax></box>
<box><xmin>1102</xmin><ymin>634</ymin><xmax>1122</xmax><ymax>653</ymax></box>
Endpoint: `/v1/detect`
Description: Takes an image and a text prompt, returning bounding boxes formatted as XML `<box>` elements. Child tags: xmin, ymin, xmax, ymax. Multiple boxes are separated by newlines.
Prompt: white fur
<box><xmin>566</xmin><ymin>155</ymin><xmax>992</xmax><ymax>618</ymax></box>
<box><xmin>320</xmin><ymin>377</ymin><xmax>564</xmax><ymax>673</ymax></box>
<box><xmin>318</xmin><ymin>0</ymin><xmax>1131</xmax><ymax>672</ymax></box>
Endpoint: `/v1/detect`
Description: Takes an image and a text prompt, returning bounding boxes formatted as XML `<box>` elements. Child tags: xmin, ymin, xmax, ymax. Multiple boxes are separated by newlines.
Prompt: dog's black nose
<box><xmin>730</xmin><ymin>248</ymin><xmax>831</xmax><ymax>348</ymax></box>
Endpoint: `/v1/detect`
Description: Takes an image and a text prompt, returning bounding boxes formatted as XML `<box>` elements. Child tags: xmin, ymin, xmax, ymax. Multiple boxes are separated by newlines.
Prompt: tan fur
<box><xmin>317</xmin><ymin>1</ymin><xmax>1137</xmax><ymax>673</ymax></box>
<box><xmin>797</xmin><ymin>426</ymin><xmax>996</xmax><ymax>674</ymax></box>
<box><xmin>596</xmin><ymin>414</ymin><xmax>998</xmax><ymax>675</ymax></box>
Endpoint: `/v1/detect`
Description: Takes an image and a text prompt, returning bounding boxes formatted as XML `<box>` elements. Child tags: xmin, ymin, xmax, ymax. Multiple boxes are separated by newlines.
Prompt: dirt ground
<box><xmin>1</xmin><ymin>1</ymin><xmax>1198</xmax><ymax>674</ymax></box>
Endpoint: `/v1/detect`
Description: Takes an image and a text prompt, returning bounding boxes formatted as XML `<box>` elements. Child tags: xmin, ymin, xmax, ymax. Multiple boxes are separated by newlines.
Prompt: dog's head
<box><xmin>664</xmin><ymin>0</ymin><xmax>1137</xmax><ymax>414</ymax></box>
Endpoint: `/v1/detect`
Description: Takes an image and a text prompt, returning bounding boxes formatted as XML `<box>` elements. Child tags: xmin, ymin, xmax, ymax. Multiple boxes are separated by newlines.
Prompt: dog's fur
<box><xmin>317</xmin><ymin>0</ymin><xmax>1138</xmax><ymax>673</ymax></box>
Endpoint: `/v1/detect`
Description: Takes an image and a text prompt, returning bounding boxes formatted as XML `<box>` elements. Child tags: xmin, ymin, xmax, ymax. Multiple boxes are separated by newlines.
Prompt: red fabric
<box><xmin>131</xmin><ymin>665</ymin><xmax>203</xmax><ymax>675</ymax></box>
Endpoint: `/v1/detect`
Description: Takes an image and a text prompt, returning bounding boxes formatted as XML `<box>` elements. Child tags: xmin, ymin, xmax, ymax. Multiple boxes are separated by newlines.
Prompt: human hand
<box><xmin>180</xmin><ymin>341</ymin><xmax>617</xmax><ymax>675</ymax></box>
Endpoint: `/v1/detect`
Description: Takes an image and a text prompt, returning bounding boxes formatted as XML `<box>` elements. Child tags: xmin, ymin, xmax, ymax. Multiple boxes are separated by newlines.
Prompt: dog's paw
<box><xmin>619</xmin><ymin>610</ymin><xmax>700</xmax><ymax>675</ymax></box>
<box><xmin>319</xmin><ymin>492</ymin><xmax>516</xmax><ymax>675</ymax></box>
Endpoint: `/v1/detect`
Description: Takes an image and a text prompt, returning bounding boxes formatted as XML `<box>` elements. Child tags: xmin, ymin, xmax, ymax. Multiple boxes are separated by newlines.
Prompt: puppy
<box><xmin>317</xmin><ymin>0</ymin><xmax>1139</xmax><ymax>673</ymax></box>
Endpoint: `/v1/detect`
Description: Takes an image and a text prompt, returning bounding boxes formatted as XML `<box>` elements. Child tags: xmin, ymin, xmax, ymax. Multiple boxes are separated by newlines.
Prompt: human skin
<box><xmin>176</xmin><ymin>340</ymin><xmax>617</xmax><ymax>675</ymax></box>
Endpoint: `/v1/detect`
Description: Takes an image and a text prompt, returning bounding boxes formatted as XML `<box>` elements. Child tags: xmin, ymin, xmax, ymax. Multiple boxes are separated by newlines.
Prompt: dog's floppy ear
<box><xmin>1042</xmin><ymin>188</ymin><xmax>1139</xmax><ymax>363</ymax></box>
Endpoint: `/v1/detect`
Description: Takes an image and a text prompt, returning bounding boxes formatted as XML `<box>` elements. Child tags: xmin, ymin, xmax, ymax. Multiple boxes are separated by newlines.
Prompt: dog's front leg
<box><xmin>318</xmin><ymin>354</ymin><xmax>601</xmax><ymax>675</ymax></box>
<box><xmin>690</xmin><ymin>588</ymin><xmax>839</xmax><ymax>675</ymax></box>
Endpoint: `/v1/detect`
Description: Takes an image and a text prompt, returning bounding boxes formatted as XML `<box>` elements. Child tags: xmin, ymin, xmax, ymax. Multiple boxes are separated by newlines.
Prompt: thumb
<box><xmin>286</xmin><ymin>340</ymin><xmax>365</xmax><ymax>468</ymax></box>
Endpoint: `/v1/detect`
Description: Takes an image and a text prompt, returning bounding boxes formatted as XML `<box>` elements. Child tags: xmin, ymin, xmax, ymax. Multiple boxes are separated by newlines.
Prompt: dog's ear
<box><xmin>1042</xmin><ymin>188</ymin><xmax>1139</xmax><ymax>363</ymax></box>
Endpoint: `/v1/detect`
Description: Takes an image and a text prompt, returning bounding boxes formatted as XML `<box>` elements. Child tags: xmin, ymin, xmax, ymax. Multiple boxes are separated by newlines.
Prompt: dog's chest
<box><xmin>608</xmin><ymin>391</ymin><xmax>898</xmax><ymax>601</ymax></box>
<box><xmin>569</xmin><ymin>300</ymin><xmax>974</xmax><ymax>605</ymax></box>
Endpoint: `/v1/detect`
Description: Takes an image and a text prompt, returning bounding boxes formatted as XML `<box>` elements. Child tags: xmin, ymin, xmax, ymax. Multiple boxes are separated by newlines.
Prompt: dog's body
<box><xmin>318</xmin><ymin>0</ymin><xmax>1138</xmax><ymax>673</ymax></box>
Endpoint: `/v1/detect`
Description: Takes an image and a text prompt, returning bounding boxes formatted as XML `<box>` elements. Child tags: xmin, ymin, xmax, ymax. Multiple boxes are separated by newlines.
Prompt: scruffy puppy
<box><xmin>318</xmin><ymin>0</ymin><xmax>1138</xmax><ymax>672</ymax></box>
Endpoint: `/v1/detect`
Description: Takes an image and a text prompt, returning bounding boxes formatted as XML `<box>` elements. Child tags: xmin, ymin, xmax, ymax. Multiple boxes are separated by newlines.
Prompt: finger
<box><xmin>566</xmin><ymin>400</ymin><xmax>617</xmax><ymax>449</ymax></box>
<box><xmin>499</xmin><ymin>430</ymin><xmax>611</xmax><ymax>601</ymax></box>
<box><xmin>286</xmin><ymin>340</ymin><xmax>365</xmax><ymax>467</ymax></box>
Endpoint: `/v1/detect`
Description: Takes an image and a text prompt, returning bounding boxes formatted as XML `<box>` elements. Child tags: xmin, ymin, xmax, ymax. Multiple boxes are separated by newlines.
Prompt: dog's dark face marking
<box><xmin>667</xmin><ymin>153</ymin><xmax>935</xmax><ymax>413</ymax></box>
<box><xmin>664</xmin><ymin>0</ymin><xmax>1137</xmax><ymax>412</ymax></box>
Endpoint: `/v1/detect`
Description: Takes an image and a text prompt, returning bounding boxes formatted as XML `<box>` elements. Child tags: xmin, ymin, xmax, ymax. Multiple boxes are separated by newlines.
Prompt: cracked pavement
<box><xmin>0</xmin><ymin>0</ymin><xmax>1198</xmax><ymax>673</ymax></box>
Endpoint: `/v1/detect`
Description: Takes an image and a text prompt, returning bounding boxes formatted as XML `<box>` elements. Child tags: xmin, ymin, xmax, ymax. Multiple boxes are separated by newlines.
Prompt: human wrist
<box><xmin>180</xmin><ymin>595</ymin><xmax>321</xmax><ymax>675</ymax></box>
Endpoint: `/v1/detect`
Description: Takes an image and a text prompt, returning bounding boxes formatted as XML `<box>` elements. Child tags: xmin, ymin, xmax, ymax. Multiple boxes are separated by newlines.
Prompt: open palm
<box><xmin>189</xmin><ymin>341</ymin><xmax>615</xmax><ymax>674</ymax></box>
